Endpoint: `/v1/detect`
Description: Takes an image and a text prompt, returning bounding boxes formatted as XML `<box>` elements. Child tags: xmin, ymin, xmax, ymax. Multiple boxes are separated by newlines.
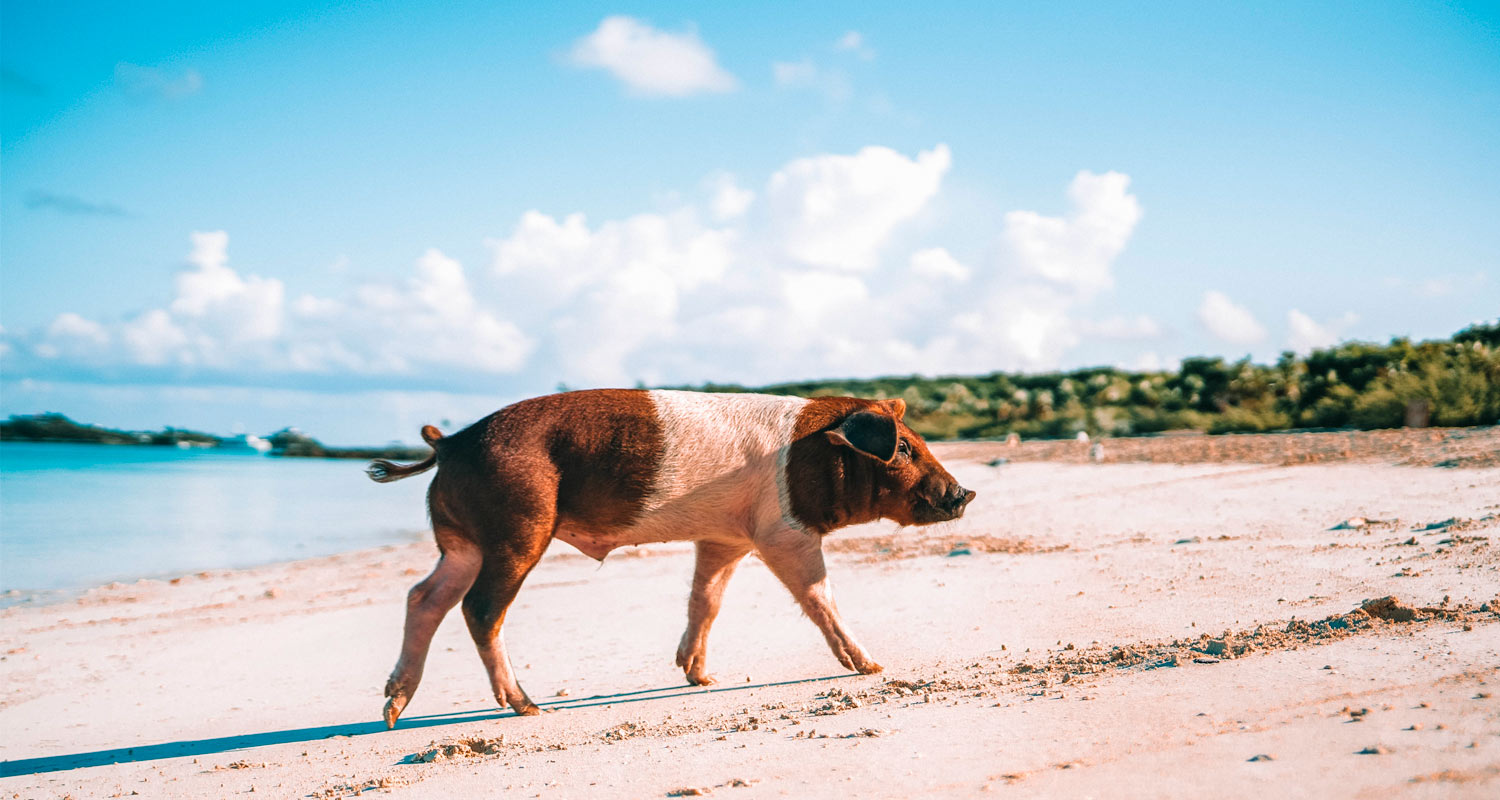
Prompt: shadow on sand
<box><xmin>0</xmin><ymin>673</ymin><xmax>849</xmax><ymax>777</ymax></box>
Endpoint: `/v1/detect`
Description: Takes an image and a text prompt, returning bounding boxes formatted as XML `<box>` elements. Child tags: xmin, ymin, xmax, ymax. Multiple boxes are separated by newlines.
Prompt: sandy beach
<box><xmin>2</xmin><ymin>431</ymin><xmax>1497</xmax><ymax>798</ymax></box>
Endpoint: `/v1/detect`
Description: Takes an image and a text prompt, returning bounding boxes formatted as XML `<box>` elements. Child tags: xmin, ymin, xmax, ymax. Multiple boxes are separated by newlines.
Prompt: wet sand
<box><xmin>1</xmin><ymin>431</ymin><xmax>1497</xmax><ymax>798</ymax></box>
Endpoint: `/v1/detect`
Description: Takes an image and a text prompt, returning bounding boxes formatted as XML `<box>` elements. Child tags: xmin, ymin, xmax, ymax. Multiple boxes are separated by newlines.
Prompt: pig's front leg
<box><xmin>676</xmin><ymin>539</ymin><xmax>751</xmax><ymax>685</ymax></box>
<box><xmin>754</xmin><ymin>526</ymin><xmax>882</xmax><ymax>675</ymax></box>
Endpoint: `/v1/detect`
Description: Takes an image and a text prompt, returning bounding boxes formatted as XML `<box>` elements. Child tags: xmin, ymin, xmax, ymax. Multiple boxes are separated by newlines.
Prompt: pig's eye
<box><xmin>896</xmin><ymin>440</ymin><xmax>913</xmax><ymax>462</ymax></box>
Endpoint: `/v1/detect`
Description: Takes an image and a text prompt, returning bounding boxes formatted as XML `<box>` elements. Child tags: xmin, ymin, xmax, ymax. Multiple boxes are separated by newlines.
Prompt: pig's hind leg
<box><xmin>460</xmin><ymin>506</ymin><xmax>553</xmax><ymax>717</ymax></box>
<box><xmin>383</xmin><ymin>529</ymin><xmax>481</xmax><ymax>729</ymax></box>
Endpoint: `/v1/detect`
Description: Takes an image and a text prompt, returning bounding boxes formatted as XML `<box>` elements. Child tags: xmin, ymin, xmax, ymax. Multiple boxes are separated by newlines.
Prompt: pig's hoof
<box><xmin>855</xmin><ymin>661</ymin><xmax>884</xmax><ymax>675</ymax></box>
<box><xmin>383</xmin><ymin>694</ymin><xmax>408</xmax><ymax>729</ymax></box>
<box><xmin>686</xmin><ymin>672</ymin><xmax>717</xmax><ymax>687</ymax></box>
<box><xmin>513</xmin><ymin>702</ymin><xmax>543</xmax><ymax>717</ymax></box>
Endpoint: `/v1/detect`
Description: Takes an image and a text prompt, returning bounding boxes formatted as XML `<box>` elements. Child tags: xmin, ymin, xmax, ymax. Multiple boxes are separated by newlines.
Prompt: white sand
<box><xmin>2</xmin><ymin>451</ymin><xmax>1497</xmax><ymax>798</ymax></box>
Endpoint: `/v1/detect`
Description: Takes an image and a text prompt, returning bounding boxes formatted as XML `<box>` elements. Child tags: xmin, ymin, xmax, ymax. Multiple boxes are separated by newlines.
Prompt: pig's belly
<box><xmin>553</xmin><ymin>501</ymin><xmax>752</xmax><ymax>561</ymax></box>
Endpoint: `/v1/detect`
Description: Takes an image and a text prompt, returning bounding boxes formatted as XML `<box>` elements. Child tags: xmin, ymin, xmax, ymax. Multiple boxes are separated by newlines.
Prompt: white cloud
<box><xmin>1286</xmin><ymin>309</ymin><xmax>1358</xmax><ymax>353</ymax></box>
<box><xmin>1197</xmin><ymin>290</ymin><xmax>1266</xmax><ymax>345</ymax></box>
<box><xmin>1000</xmin><ymin>171</ymin><xmax>1142</xmax><ymax>294</ymax></box>
<box><xmin>1080</xmin><ymin>314</ymin><xmax>1163</xmax><ymax>340</ymax></box>
<box><xmin>834</xmin><ymin>31</ymin><xmax>875</xmax><ymax>59</ymax></box>
<box><xmin>20</xmin><ymin>235</ymin><xmax>531</xmax><ymax>380</ymax></box>
<box><xmin>763</xmin><ymin>144</ymin><xmax>951</xmax><ymax>271</ymax></box>
<box><xmin>359</xmin><ymin>249</ymin><xmax>532</xmax><ymax>374</ymax></box>
<box><xmin>1130</xmin><ymin>351</ymin><xmax>1167</xmax><ymax>371</ymax></box>
<box><xmin>487</xmin><ymin>208</ymin><xmax>734</xmax><ymax>383</ymax></box>
<box><xmin>909</xmin><ymin>247</ymin><xmax>971</xmax><ymax>281</ymax></box>
<box><xmin>115</xmin><ymin>62</ymin><xmax>202</xmax><ymax>99</ymax></box>
<box><xmin>121</xmin><ymin>309</ymin><xmax>189</xmax><ymax>366</ymax></box>
<box><xmin>706</xmin><ymin>173</ymin><xmax>755</xmax><ymax>221</ymax></box>
<box><xmin>170</xmin><ymin>231</ymin><xmax>285</xmax><ymax>342</ymax></box>
<box><xmin>46</xmin><ymin>313</ymin><xmax>110</xmax><ymax>346</ymax></box>
<box><xmin>570</xmin><ymin>16</ymin><xmax>737</xmax><ymax>97</ymax></box>
<box><xmin>8</xmin><ymin>148</ymin><xmax>1157</xmax><ymax>395</ymax></box>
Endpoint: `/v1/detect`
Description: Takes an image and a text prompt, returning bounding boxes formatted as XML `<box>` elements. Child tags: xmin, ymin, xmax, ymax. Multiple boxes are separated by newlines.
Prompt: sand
<box><xmin>2</xmin><ymin>431</ymin><xmax>1498</xmax><ymax>798</ymax></box>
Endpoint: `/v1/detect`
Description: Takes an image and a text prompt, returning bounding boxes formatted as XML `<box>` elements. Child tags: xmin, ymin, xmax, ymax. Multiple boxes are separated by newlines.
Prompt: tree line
<box><xmin>681</xmin><ymin>321</ymin><xmax>1500</xmax><ymax>441</ymax></box>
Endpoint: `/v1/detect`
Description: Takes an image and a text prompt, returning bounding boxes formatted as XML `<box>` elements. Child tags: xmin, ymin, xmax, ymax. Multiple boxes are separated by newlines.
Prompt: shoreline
<box><xmin>4</xmin><ymin>427</ymin><xmax>1497</xmax><ymax>604</ymax></box>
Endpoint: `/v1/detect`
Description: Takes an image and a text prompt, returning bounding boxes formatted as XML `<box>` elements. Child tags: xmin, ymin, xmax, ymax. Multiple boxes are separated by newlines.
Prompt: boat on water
<box><xmin>218</xmin><ymin>434</ymin><xmax>272</xmax><ymax>453</ymax></box>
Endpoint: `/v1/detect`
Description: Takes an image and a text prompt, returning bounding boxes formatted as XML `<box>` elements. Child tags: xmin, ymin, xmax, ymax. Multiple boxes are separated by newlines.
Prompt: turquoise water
<box><xmin>0</xmin><ymin>442</ymin><xmax>432</xmax><ymax>595</ymax></box>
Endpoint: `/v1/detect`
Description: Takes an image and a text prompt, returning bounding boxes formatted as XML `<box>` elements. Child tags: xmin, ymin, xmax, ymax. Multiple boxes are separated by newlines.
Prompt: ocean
<box><xmin>0</xmin><ymin>442</ymin><xmax>432</xmax><ymax>597</ymax></box>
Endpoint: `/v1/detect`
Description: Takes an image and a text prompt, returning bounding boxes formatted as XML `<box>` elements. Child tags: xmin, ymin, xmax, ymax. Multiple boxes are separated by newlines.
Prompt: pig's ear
<box><xmin>880</xmin><ymin>398</ymin><xmax>906</xmax><ymax>419</ymax></box>
<box><xmin>826</xmin><ymin>410</ymin><xmax>899</xmax><ymax>463</ymax></box>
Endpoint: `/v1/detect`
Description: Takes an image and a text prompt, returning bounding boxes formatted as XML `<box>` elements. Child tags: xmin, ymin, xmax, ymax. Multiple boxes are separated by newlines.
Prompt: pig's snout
<box><xmin>941</xmin><ymin>486</ymin><xmax>976</xmax><ymax>518</ymax></box>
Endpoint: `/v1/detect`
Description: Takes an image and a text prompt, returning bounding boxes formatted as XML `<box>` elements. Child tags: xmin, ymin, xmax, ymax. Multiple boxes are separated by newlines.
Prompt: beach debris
<box><xmin>311</xmin><ymin>776</ymin><xmax>408</xmax><ymax>797</ymax></box>
<box><xmin>1248</xmin><ymin>754</ymin><xmax>1275</xmax><ymax>762</ymax></box>
<box><xmin>946</xmin><ymin>544</ymin><xmax>973</xmax><ymax>557</ymax></box>
<box><xmin>667</xmin><ymin>788</ymin><xmax>710</xmax><ymax>797</ymax></box>
<box><xmin>822</xmin><ymin>533</ymin><xmax>1060</xmax><ymax>562</ymax></box>
<box><xmin>1356</xmin><ymin>745</ymin><xmax>1391</xmax><ymax>755</ymax></box>
<box><xmin>1357</xmin><ymin>596</ymin><xmax>1426</xmax><ymax>622</ymax></box>
<box><xmin>986</xmin><ymin>457</ymin><xmax>1009</xmax><ymax>467</ymax></box>
<box><xmin>408</xmin><ymin>736</ymin><xmax>505</xmax><ymax>763</ymax></box>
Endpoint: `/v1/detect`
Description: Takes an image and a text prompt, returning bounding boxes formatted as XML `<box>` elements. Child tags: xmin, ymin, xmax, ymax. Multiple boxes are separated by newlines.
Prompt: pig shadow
<box><xmin>0</xmin><ymin>673</ymin><xmax>850</xmax><ymax>777</ymax></box>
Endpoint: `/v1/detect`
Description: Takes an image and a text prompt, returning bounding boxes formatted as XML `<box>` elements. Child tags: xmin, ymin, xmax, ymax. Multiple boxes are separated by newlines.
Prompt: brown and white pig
<box><xmin>367</xmin><ymin>389</ymin><xmax>975</xmax><ymax>728</ymax></box>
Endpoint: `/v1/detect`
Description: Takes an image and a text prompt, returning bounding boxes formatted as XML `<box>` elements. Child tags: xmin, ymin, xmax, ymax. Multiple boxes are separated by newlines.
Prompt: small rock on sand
<box><xmin>1356</xmin><ymin>745</ymin><xmax>1391</xmax><ymax>755</ymax></box>
<box><xmin>1358</xmin><ymin>596</ymin><xmax>1423</xmax><ymax>622</ymax></box>
<box><xmin>1248</xmin><ymin>754</ymin><xmax>1275</xmax><ymax>762</ymax></box>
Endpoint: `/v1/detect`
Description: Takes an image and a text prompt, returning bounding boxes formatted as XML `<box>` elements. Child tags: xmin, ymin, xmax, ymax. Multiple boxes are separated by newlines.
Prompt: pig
<box><xmin>367</xmin><ymin>389</ymin><xmax>975</xmax><ymax>728</ymax></box>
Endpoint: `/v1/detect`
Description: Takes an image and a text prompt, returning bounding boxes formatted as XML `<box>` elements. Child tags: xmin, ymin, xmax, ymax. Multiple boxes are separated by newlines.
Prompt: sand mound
<box><xmin>408</xmin><ymin>736</ymin><xmax>507</xmax><ymax>763</ymax></box>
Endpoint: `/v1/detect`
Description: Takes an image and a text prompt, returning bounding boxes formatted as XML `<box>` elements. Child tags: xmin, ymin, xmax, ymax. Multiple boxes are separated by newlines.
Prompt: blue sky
<box><xmin>2</xmin><ymin>1</ymin><xmax>1497</xmax><ymax>443</ymax></box>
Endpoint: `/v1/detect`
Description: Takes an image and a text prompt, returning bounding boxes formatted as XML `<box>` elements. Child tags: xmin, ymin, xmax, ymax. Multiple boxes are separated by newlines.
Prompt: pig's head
<box><xmin>785</xmin><ymin>397</ymin><xmax>976</xmax><ymax>533</ymax></box>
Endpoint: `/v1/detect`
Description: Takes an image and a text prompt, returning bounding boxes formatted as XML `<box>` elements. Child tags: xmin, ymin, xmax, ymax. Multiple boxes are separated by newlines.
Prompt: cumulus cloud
<box><xmin>1286</xmin><ymin>309</ymin><xmax>1358</xmax><ymax>353</ymax></box>
<box><xmin>570</xmin><ymin>16</ymin><xmax>736</xmax><ymax>97</ymax></box>
<box><xmin>5</xmin><ymin>146</ymin><xmax>1155</xmax><ymax>395</ymax></box>
<box><xmin>1000</xmin><ymin>171</ymin><xmax>1142</xmax><ymax>294</ymax></box>
<box><xmin>706</xmin><ymin>173</ymin><xmax>755</xmax><ymax>221</ymax></box>
<box><xmin>1080</xmin><ymin>314</ymin><xmax>1163</xmax><ymax>340</ymax></box>
<box><xmin>171</xmin><ymin>231</ymin><xmax>285</xmax><ymax>342</ymax></box>
<box><xmin>487</xmin><ymin>208</ymin><xmax>732</xmax><ymax>383</ymax></box>
<box><xmin>763</xmin><ymin>144</ymin><xmax>951</xmax><ymax>271</ymax></box>
<box><xmin>15</xmin><ymin>233</ymin><xmax>530</xmax><ymax>383</ymax></box>
<box><xmin>36</xmin><ymin>313</ymin><xmax>110</xmax><ymax>358</ymax></box>
<box><xmin>909</xmin><ymin>247</ymin><xmax>971</xmax><ymax>282</ymax></box>
<box><xmin>121</xmin><ymin>309</ymin><xmax>189</xmax><ymax>366</ymax></box>
<box><xmin>1197</xmin><ymin>290</ymin><xmax>1266</xmax><ymax>345</ymax></box>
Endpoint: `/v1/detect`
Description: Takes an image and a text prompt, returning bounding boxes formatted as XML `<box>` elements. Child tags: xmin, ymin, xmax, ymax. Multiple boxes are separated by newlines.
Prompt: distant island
<box><xmin>2</xmin><ymin>321</ymin><xmax>1495</xmax><ymax>455</ymax></box>
<box><xmin>0</xmin><ymin>414</ymin><xmax>429</xmax><ymax>461</ymax></box>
